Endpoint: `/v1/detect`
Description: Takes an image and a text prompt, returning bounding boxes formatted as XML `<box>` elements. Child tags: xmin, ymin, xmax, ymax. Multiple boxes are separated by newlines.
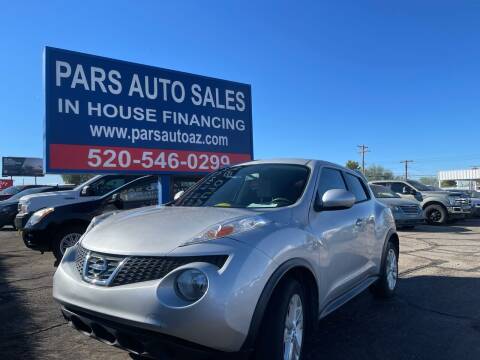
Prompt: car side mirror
<box><xmin>81</xmin><ymin>185</ymin><xmax>93</xmax><ymax>196</ymax></box>
<box><xmin>402</xmin><ymin>187</ymin><xmax>411</xmax><ymax>195</ymax></box>
<box><xmin>108</xmin><ymin>193</ymin><xmax>124</xmax><ymax>209</ymax></box>
<box><xmin>315</xmin><ymin>189</ymin><xmax>356</xmax><ymax>211</ymax></box>
<box><xmin>173</xmin><ymin>190</ymin><xmax>185</xmax><ymax>201</ymax></box>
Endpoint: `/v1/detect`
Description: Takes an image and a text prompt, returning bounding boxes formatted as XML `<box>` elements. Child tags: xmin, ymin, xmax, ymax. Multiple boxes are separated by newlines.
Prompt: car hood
<box><xmin>421</xmin><ymin>191</ymin><xmax>461</xmax><ymax>197</ymax></box>
<box><xmin>81</xmin><ymin>206</ymin><xmax>260</xmax><ymax>255</ymax></box>
<box><xmin>19</xmin><ymin>190</ymin><xmax>94</xmax><ymax>212</ymax></box>
<box><xmin>376</xmin><ymin>198</ymin><xmax>419</xmax><ymax>207</ymax></box>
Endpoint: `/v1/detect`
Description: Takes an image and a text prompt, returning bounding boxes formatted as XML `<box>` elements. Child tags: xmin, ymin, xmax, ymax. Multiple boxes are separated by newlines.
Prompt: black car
<box><xmin>22</xmin><ymin>176</ymin><xmax>160</xmax><ymax>262</ymax></box>
<box><xmin>0</xmin><ymin>185</ymin><xmax>47</xmax><ymax>201</ymax></box>
<box><xmin>0</xmin><ymin>185</ymin><xmax>74</xmax><ymax>229</ymax></box>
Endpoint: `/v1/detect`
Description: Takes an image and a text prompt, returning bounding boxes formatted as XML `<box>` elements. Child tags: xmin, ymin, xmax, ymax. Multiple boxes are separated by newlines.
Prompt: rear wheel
<box><xmin>371</xmin><ymin>241</ymin><xmax>398</xmax><ymax>298</ymax></box>
<box><xmin>254</xmin><ymin>279</ymin><xmax>307</xmax><ymax>360</ymax></box>
<box><xmin>425</xmin><ymin>204</ymin><xmax>447</xmax><ymax>225</ymax></box>
<box><xmin>52</xmin><ymin>225</ymin><xmax>85</xmax><ymax>261</ymax></box>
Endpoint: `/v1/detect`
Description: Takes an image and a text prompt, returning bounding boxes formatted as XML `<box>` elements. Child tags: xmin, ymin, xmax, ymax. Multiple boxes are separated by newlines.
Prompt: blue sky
<box><xmin>1</xmin><ymin>0</ymin><xmax>480</xmax><ymax>185</ymax></box>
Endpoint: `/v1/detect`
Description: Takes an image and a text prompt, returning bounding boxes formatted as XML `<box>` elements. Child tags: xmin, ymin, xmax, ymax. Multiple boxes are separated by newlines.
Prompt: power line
<box><xmin>357</xmin><ymin>145</ymin><xmax>369</xmax><ymax>173</ymax></box>
<box><xmin>400</xmin><ymin>160</ymin><xmax>414</xmax><ymax>180</ymax></box>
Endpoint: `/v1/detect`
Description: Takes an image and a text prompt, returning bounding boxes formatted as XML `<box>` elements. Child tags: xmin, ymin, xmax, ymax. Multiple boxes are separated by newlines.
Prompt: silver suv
<box><xmin>53</xmin><ymin>159</ymin><xmax>399</xmax><ymax>360</ymax></box>
<box><xmin>371</xmin><ymin>180</ymin><xmax>471</xmax><ymax>225</ymax></box>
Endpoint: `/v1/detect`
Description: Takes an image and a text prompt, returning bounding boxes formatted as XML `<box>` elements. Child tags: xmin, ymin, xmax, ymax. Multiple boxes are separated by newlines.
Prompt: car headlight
<box><xmin>184</xmin><ymin>215</ymin><xmax>269</xmax><ymax>246</ymax></box>
<box><xmin>447</xmin><ymin>196</ymin><xmax>458</xmax><ymax>205</ymax></box>
<box><xmin>26</xmin><ymin>207</ymin><xmax>54</xmax><ymax>227</ymax></box>
<box><xmin>20</xmin><ymin>204</ymin><xmax>28</xmax><ymax>214</ymax></box>
<box><xmin>84</xmin><ymin>211</ymin><xmax>117</xmax><ymax>235</ymax></box>
<box><xmin>389</xmin><ymin>205</ymin><xmax>401</xmax><ymax>213</ymax></box>
<box><xmin>174</xmin><ymin>269</ymin><xmax>208</xmax><ymax>301</ymax></box>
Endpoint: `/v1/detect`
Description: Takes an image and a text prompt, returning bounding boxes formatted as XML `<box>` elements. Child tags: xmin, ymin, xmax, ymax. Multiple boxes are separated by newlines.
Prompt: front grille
<box><xmin>454</xmin><ymin>198</ymin><xmax>471</xmax><ymax>206</ymax></box>
<box><xmin>75</xmin><ymin>245</ymin><xmax>228</xmax><ymax>286</ymax></box>
<box><xmin>399</xmin><ymin>205</ymin><xmax>420</xmax><ymax>214</ymax></box>
<box><xmin>111</xmin><ymin>255</ymin><xmax>228</xmax><ymax>286</ymax></box>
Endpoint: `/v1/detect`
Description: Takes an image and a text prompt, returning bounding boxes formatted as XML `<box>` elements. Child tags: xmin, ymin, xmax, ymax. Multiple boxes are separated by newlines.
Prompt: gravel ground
<box><xmin>1</xmin><ymin>219</ymin><xmax>479</xmax><ymax>359</ymax></box>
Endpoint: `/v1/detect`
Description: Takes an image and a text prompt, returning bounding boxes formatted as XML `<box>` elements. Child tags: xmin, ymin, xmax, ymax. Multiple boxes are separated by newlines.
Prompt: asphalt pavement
<box><xmin>1</xmin><ymin>220</ymin><xmax>479</xmax><ymax>359</ymax></box>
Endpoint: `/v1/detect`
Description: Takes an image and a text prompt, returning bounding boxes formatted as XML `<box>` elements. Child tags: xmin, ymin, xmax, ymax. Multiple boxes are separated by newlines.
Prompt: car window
<box><xmin>118</xmin><ymin>178</ymin><xmax>159</xmax><ymax>204</ymax></box>
<box><xmin>344</xmin><ymin>173</ymin><xmax>369</xmax><ymax>202</ymax></box>
<box><xmin>390</xmin><ymin>182</ymin><xmax>408</xmax><ymax>194</ymax></box>
<box><xmin>317</xmin><ymin>168</ymin><xmax>346</xmax><ymax>199</ymax></box>
<box><xmin>89</xmin><ymin>176</ymin><xmax>137</xmax><ymax>196</ymax></box>
<box><xmin>174</xmin><ymin>164</ymin><xmax>309</xmax><ymax>208</ymax></box>
<box><xmin>0</xmin><ymin>186</ymin><xmax>22</xmax><ymax>195</ymax></box>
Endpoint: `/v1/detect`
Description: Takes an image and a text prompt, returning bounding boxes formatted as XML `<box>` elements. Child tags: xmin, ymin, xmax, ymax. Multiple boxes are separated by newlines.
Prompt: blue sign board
<box><xmin>44</xmin><ymin>47</ymin><xmax>253</xmax><ymax>174</ymax></box>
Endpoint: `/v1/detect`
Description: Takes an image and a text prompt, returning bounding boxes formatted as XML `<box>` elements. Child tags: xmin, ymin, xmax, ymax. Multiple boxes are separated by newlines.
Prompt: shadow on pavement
<box><xmin>306</xmin><ymin>275</ymin><xmax>480</xmax><ymax>360</ymax></box>
<box><xmin>0</xmin><ymin>253</ymin><xmax>37</xmax><ymax>359</ymax></box>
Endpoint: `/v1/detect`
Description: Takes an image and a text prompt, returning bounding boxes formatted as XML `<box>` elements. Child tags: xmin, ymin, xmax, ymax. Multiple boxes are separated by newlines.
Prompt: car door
<box><xmin>309</xmin><ymin>167</ymin><xmax>369</xmax><ymax>303</ymax></box>
<box><xmin>389</xmin><ymin>181</ymin><xmax>417</xmax><ymax>201</ymax></box>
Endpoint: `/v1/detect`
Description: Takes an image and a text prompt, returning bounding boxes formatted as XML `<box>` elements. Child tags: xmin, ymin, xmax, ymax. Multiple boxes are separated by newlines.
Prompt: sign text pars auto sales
<box><xmin>44</xmin><ymin>47</ymin><xmax>253</xmax><ymax>174</ymax></box>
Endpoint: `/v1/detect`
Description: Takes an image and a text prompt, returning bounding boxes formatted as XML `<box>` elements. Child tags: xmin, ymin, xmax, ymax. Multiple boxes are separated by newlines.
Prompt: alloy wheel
<box><xmin>386</xmin><ymin>248</ymin><xmax>398</xmax><ymax>290</ymax></box>
<box><xmin>60</xmin><ymin>233</ymin><xmax>82</xmax><ymax>255</ymax></box>
<box><xmin>283</xmin><ymin>294</ymin><xmax>304</xmax><ymax>360</ymax></box>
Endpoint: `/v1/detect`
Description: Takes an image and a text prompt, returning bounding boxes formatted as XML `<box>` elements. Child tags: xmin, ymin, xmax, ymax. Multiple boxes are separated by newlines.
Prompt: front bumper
<box><xmin>14</xmin><ymin>212</ymin><xmax>32</xmax><ymax>230</ymax></box>
<box><xmin>447</xmin><ymin>205</ymin><xmax>471</xmax><ymax>217</ymax></box>
<box><xmin>21</xmin><ymin>228</ymin><xmax>52</xmax><ymax>252</ymax></box>
<box><xmin>53</xmin><ymin>239</ymin><xmax>273</xmax><ymax>353</ymax></box>
<box><xmin>61</xmin><ymin>306</ymin><xmax>232</xmax><ymax>359</ymax></box>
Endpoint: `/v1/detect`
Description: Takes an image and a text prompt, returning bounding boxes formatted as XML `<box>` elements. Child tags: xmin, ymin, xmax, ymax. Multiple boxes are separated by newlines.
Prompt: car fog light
<box><xmin>174</xmin><ymin>269</ymin><xmax>208</xmax><ymax>301</ymax></box>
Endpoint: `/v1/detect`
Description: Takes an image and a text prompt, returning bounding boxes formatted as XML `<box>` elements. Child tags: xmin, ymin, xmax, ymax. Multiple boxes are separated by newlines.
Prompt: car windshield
<box><xmin>173</xmin><ymin>164</ymin><xmax>310</xmax><ymax>208</ymax></box>
<box><xmin>7</xmin><ymin>187</ymin><xmax>51</xmax><ymax>201</ymax></box>
<box><xmin>371</xmin><ymin>185</ymin><xmax>400</xmax><ymax>198</ymax></box>
<box><xmin>406</xmin><ymin>180</ymin><xmax>431</xmax><ymax>191</ymax></box>
<box><xmin>0</xmin><ymin>186</ymin><xmax>23</xmax><ymax>196</ymax></box>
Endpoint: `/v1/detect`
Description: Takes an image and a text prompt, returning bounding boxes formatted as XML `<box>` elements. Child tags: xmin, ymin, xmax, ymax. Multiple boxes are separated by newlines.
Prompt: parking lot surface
<box><xmin>1</xmin><ymin>220</ymin><xmax>479</xmax><ymax>360</ymax></box>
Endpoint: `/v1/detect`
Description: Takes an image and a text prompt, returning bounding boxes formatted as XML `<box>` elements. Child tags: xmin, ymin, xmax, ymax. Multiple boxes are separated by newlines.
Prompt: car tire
<box><xmin>52</xmin><ymin>225</ymin><xmax>85</xmax><ymax>261</ymax></box>
<box><xmin>254</xmin><ymin>278</ymin><xmax>307</xmax><ymax>360</ymax></box>
<box><xmin>371</xmin><ymin>241</ymin><xmax>399</xmax><ymax>298</ymax></box>
<box><xmin>425</xmin><ymin>204</ymin><xmax>447</xmax><ymax>225</ymax></box>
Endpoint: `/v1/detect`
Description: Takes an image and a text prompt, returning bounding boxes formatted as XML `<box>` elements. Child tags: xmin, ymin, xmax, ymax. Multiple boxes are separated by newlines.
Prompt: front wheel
<box><xmin>254</xmin><ymin>279</ymin><xmax>307</xmax><ymax>360</ymax></box>
<box><xmin>52</xmin><ymin>225</ymin><xmax>85</xmax><ymax>261</ymax></box>
<box><xmin>371</xmin><ymin>241</ymin><xmax>399</xmax><ymax>298</ymax></box>
<box><xmin>425</xmin><ymin>204</ymin><xmax>447</xmax><ymax>225</ymax></box>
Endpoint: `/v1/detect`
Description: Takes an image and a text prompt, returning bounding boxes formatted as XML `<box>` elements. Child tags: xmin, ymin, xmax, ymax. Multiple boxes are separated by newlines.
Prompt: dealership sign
<box><xmin>0</xmin><ymin>179</ymin><xmax>13</xmax><ymax>190</ymax></box>
<box><xmin>2</xmin><ymin>157</ymin><xmax>44</xmax><ymax>177</ymax></box>
<box><xmin>44</xmin><ymin>47</ymin><xmax>253</xmax><ymax>174</ymax></box>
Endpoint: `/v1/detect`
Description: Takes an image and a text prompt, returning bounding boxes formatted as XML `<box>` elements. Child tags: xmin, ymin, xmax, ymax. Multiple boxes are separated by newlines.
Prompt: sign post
<box><xmin>44</xmin><ymin>47</ymin><xmax>253</xmax><ymax>185</ymax></box>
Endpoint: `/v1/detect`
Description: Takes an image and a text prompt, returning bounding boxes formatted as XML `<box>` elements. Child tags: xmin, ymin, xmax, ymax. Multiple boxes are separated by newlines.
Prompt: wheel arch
<box><xmin>422</xmin><ymin>200</ymin><xmax>448</xmax><ymax>211</ymax></box>
<box><xmin>240</xmin><ymin>258</ymin><xmax>319</xmax><ymax>352</ymax></box>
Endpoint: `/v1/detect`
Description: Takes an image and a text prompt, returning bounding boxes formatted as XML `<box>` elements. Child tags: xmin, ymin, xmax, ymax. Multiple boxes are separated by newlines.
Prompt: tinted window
<box><xmin>344</xmin><ymin>173</ymin><xmax>369</xmax><ymax>202</ymax></box>
<box><xmin>90</xmin><ymin>176</ymin><xmax>138</xmax><ymax>196</ymax></box>
<box><xmin>317</xmin><ymin>168</ymin><xmax>346</xmax><ymax>199</ymax></box>
<box><xmin>175</xmin><ymin>164</ymin><xmax>309</xmax><ymax>208</ymax></box>
<box><xmin>390</xmin><ymin>182</ymin><xmax>409</xmax><ymax>194</ymax></box>
<box><xmin>118</xmin><ymin>178</ymin><xmax>159</xmax><ymax>204</ymax></box>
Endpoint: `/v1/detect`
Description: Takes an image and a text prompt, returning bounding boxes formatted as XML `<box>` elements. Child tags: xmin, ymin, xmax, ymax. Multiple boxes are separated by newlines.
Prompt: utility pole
<box><xmin>400</xmin><ymin>160</ymin><xmax>414</xmax><ymax>180</ymax></box>
<box><xmin>357</xmin><ymin>145</ymin><xmax>369</xmax><ymax>173</ymax></box>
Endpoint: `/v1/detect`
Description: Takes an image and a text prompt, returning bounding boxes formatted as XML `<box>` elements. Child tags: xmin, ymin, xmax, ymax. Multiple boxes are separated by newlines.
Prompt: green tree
<box><xmin>364</xmin><ymin>165</ymin><xmax>395</xmax><ymax>181</ymax></box>
<box><xmin>61</xmin><ymin>174</ymin><xmax>95</xmax><ymax>185</ymax></box>
<box><xmin>440</xmin><ymin>180</ymin><xmax>457</xmax><ymax>188</ymax></box>
<box><xmin>345</xmin><ymin>160</ymin><xmax>361</xmax><ymax>171</ymax></box>
<box><xmin>419</xmin><ymin>177</ymin><xmax>438</xmax><ymax>186</ymax></box>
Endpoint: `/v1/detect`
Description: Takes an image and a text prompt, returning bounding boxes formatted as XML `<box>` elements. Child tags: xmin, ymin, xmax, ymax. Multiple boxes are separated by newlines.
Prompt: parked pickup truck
<box><xmin>370</xmin><ymin>180</ymin><xmax>471</xmax><ymax>225</ymax></box>
<box><xmin>15</xmin><ymin>174</ymin><xmax>139</xmax><ymax>230</ymax></box>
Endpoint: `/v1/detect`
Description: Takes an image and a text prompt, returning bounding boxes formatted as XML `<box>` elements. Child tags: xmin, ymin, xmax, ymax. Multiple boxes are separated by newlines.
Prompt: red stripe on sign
<box><xmin>49</xmin><ymin>144</ymin><xmax>252</xmax><ymax>173</ymax></box>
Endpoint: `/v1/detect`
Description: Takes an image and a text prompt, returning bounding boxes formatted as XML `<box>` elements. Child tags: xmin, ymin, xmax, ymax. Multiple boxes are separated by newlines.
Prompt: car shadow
<box><xmin>305</xmin><ymin>275</ymin><xmax>480</xmax><ymax>360</ymax></box>
<box><xmin>0</xmin><ymin>252</ymin><xmax>37</xmax><ymax>359</ymax></box>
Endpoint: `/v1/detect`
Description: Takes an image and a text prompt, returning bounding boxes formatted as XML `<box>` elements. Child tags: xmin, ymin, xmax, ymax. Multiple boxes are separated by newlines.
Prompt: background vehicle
<box><xmin>370</xmin><ymin>184</ymin><xmax>424</xmax><ymax>229</ymax></box>
<box><xmin>53</xmin><ymin>159</ymin><xmax>399</xmax><ymax>360</ymax></box>
<box><xmin>447</xmin><ymin>189</ymin><xmax>480</xmax><ymax>217</ymax></box>
<box><xmin>22</xmin><ymin>175</ymin><xmax>160</xmax><ymax>261</ymax></box>
<box><xmin>371</xmin><ymin>180</ymin><xmax>471</xmax><ymax>225</ymax></box>
<box><xmin>15</xmin><ymin>174</ymin><xmax>140</xmax><ymax>230</ymax></box>
<box><xmin>0</xmin><ymin>185</ymin><xmax>45</xmax><ymax>201</ymax></box>
<box><xmin>0</xmin><ymin>185</ymin><xmax>74</xmax><ymax>229</ymax></box>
